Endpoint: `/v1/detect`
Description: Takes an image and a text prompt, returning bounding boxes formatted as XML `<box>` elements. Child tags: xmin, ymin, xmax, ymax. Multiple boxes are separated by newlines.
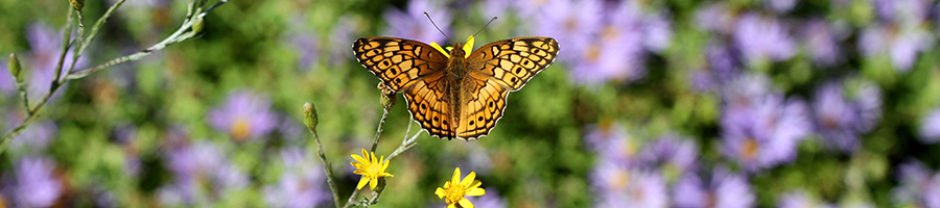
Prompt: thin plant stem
<box><xmin>306</xmin><ymin>125</ymin><xmax>342</xmax><ymax>208</ymax></box>
<box><xmin>370</xmin><ymin>107</ymin><xmax>390</xmax><ymax>152</ymax></box>
<box><xmin>0</xmin><ymin>0</ymin><xmax>228</xmax><ymax>153</ymax></box>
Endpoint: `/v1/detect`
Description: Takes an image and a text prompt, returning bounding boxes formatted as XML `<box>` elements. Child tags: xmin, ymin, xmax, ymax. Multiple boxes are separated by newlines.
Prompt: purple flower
<box><xmin>383</xmin><ymin>0</ymin><xmax>451</xmax><ymax>44</ymax></box>
<box><xmin>0</xmin><ymin>60</ymin><xmax>14</xmax><ymax>95</ymax></box>
<box><xmin>801</xmin><ymin>20</ymin><xmax>845</xmax><ymax>66</ymax></box>
<box><xmin>811</xmin><ymin>80</ymin><xmax>882</xmax><ymax>152</ymax></box>
<box><xmin>533</xmin><ymin>0</ymin><xmax>602</xmax><ymax>60</ymax></box>
<box><xmin>8</xmin><ymin>119</ymin><xmax>57</xmax><ymax>152</ymax></box>
<box><xmin>777</xmin><ymin>190</ymin><xmax>835</xmax><ymax>208</ymax></box>
<box><xmin>638</xmin><ymin>134</ymin><xmax>699</xmax><ymax>180</ymax></box>
<box><xmin>6</xmin><ymin>156</ymin><xmax>62</xmax><ymax>208</ymax></box>
<box><xmin>482</xmin><ymin>0</ymin><xmax>512</xmax><ymax>20</ymax></box>
<box><xmin>264</xmin><ymin>148</ymin><xmax>330</xmax><ymax>208</ymax></box>
<box><xmin>767</xmin><ymin>0</ymin><xmax>796</xmax><ymax>13</ymax></box>
<box><xmin>590</xmin><ymin>162</ymin><xmax>668</xmax><ymax>208</ymax></box>
<box><xmin>872</xmin><ymin>0</ymin><xmax>930</xmax><ymax>26</ymax></box>
<box><xmin>327</xmin><ymin>15</ymin><xmax>357</xmax><ymax>66</ymax></box>
<box><xmin>720</xmin><ymin>74</ymin><xmax>811</xmax><ymax>172</ymax></box>
<box><xmin>919</xmin><ymin>107</ymin><xmax>940</xmax><ymax>143</ymax></box>
<box><xmin>285</xmin><ymin>14</ymin><xmax>320</xmax><ymax>70</ymax></box>
<box><xmin>694</xmin><ymin>3</ymin><xmax>737</xmax><ymax>34</ymax></box>
<box><xmin>160</xmin><ymin>140</ymin><xmax>248</xmax><ymax>206</ymax></box>
<box><xmin>858</xmin><ymin>25</ymin><xmax>933</xmax><ymax>71</ymax></box>
<box><xmin>24</xmin><ymin>23</ymin><xmax>87</xmax><ymax>102</ymax></box>
<box><xmin>673</xmin><ymin>168</ymin><xmax>753</xmax><ymax>208</ymax></box>
<box><xmin>562</xmin><ymin>1</ymin><xmax>670</xmax><ymax>85</ymax></box>
<box><xmin>473</xmin><ymin>189</ymin><xmax>507</xmax><ymax>208</ymax></box>
<box><xmin>208</xmin><ymin>91</ymin><xmax>278</xmax><ymax>141</ymax></box>
<box><xmin>892</xmin><ymin>160</ymin><xmax>940</xmax><ymax>208</ymax></box>
<box><xmin>584</xmin><ymin>122</ymin><xmax>637</xmax><ymax>165</ymax></box>
<box><xmin>733</xmin><ymin>13</ymin><xmax>796</xmax><ymax>65</ymax></box>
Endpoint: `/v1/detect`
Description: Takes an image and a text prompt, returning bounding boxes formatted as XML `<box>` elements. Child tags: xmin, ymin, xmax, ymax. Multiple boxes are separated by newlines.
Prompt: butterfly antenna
<box><xmin>424</xmin><ymin>12</ymin><xmax>449</xmax><ymax>40</ymax></box>
<box><xmin>472</xmin><ymin>16</ymin><xmax>498</xmax><ymax>37</ymax></box>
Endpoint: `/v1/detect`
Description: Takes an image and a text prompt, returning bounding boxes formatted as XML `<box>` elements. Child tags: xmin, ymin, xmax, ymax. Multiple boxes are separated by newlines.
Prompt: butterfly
<box><xmin>353</xmin><ymin>35</ymin><xmax>559</xmax><ymax>140</ymax></box>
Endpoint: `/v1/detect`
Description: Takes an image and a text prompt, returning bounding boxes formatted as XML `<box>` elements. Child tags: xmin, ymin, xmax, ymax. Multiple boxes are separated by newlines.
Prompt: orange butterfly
<box><xmin>353</xmin><ymin>35</ymin><xmax>559</xmax><ymax>140</ymax></box>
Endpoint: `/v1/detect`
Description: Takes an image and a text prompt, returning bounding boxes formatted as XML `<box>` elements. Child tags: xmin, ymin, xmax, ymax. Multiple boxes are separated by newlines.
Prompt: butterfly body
<box><xmin>353</xmin><ymin>36</ymin><xmax>558</xmax><ymax>140</ymax></box>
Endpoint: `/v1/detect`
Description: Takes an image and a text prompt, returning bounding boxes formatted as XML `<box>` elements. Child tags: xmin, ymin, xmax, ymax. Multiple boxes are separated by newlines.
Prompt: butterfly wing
<box><xmin>353</xmin><ymin>37</ymin><xmax>448</xmax><ymax>91</ymax></box>
<box><xmin>467</xmin><ymin>37</ymin><xmax>559</xmax><ymax>90</ymax></box>
<box><xmin>456</xmin><ymin>37</ymin><xmax>559</xmax><ymax>139</ymax></box>
<box><xmin>353</xmin><ymin>37</ymin><xmax>457</xmax><ymax>138</ymax></box>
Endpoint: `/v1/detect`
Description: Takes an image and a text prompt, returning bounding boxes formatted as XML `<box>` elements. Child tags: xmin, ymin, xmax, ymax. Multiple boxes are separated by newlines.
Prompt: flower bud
<box><xmin>192</xmin><ymin>15</ymin><xmax>205</xmax><ymax>34</ymax></box>
<box><xmin>8</xmin><ymin>53</ymin><xmax>22</xmax><ymax>82</ymax></box>
<box><xmin>378</xmin><ymin>83</ymin><xmax>396</xmax><ymax>109</ymax></box>
<box><xmin>70</xmin><ymin>0</ymin><xmax>84</xmax><ymax>11</ymax></box>
<box><xmin>303</xmin><ymin>102</ymin><xmax>318</xmax><ymax>129</ymax></box>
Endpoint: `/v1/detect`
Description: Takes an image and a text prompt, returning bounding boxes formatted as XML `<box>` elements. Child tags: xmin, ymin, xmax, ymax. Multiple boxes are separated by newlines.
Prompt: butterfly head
<box><xmin>430</xmin><ymin>35</ymin><xmax>475</xmax><ymax>59</ymax></box>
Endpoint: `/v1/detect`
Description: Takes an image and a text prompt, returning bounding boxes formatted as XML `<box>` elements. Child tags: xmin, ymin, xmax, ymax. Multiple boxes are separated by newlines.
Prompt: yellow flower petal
<box><xmin>356</xmin><ymin>177</ymin><xmax>369</xmax><ymax>190</ymax></box>
<box><xmin>435</xmin><ymin>187</ymin><xmax>446</xmax><ymax>199</ymax></box>
<box><xmin>351</xmin><ymin>154</ymin><xmax>365</xmax><ymax>163</ymax></box>
<box><xmin>461</xmin><ymin>171</ymin><xmax>476</xmax><ymax>186</ymax></box>
<box><xmin>462</xmin><ymin>35</ymin><xmax>474</xmax><ymax>58</ymax></box>
<box><xmin>370</xmin><ymin>177</ymin><xmax>379</xmax><ymax>190</ymax></box>
<box><xmin>447</xmin><ymin>204</ymin><xmax>456</xmax><ymax>208</ymax></box>
<box><xmin>451</xmin><ymin>167</ymin><xmax>462</xmax><ymax>184</ymax></box>
<box><xmin>465</xmin><ymin>187</ymin><xmax>485</xmax><ymax>196</ymax></box>
<box><xmin>458</xmin><ymin>198</ymin><xmax>475</xmax><ymax>208</ymax></box>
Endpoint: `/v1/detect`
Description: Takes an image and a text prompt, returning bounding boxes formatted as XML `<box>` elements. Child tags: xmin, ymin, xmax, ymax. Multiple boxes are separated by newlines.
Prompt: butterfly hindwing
<box><xmin>402</xmin><ymin>73</ymin><xmax>456</xmax><ymax>138</ymax></box>
<box><xmin>467</xmin><ymin>37</ymin><xmax>559</xmax><ymax>91</ymax></box>
<box><xmin>353</xmin><ymin>37</ymin><xmax>448</xmax><ymax>91</ymax></box>
<box><xmin>457</xmin><ymin>75</ymin><xmax>509</xmax><ymax>139</ymax></box>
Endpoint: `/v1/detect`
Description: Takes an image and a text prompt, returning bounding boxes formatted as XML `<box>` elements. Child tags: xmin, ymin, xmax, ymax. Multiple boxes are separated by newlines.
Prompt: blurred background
<box><xmin>1</xmin><ymin>0</ymin><xmax>940</xmax><ymax>207</ymax></box>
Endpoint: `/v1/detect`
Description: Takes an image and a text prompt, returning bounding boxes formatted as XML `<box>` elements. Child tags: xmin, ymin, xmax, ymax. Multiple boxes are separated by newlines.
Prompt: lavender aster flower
<box><xmin>638</xmin><ymin>134</ymin><xmax>699</xmax><ymax>180</ymax></box>
<box><xmin>591</xmin><ymin>162</ymin><xmax>668</xmax><ymax>208</ymax></box>
<box><xmin>801</xmin><ymin>20</ymin><xmax>845</xmax><ymax>66</ymax></box>
<box><xmin>7</xmin><ymin>156</ymin><xmax>62</xmax><ymax>208</ymax></box>
<box><xmin>25</xmin><ymin>23</ymin><xmax>86</xmax><ymax>102</ymax></box>
<box><xmin>919</xmin><ymin>107</ymin><xmax>940</xmax><ymax>143</ymax></box>
<box><xmin>533</xmin><ymin>0</ymin><xmax>602</xmax><ymax>60</ymax></box>
<box><xmin>858</xmin><ymin>24</ymin><xmax>933</xmax><ymax>71</ymax></box>
<box><xmin>891</xmin><ymin>160</ymin><xmax>940</xmax><ymax>208</ymax></box>
<box><xmin>208</xmin><ymin>91</ymin><xmax>278</xmax><ymax>141</ymax></box>
<box><xmin>0</xmin><ymin>60</ymin><xmax>14</xmax><ymax>95</ymax></box>
<box><xmin>733</xmin><ymin>13</ymin><xmax>796</xmax><ymax>65</ymax></box>
<box><xmin>721</xmin><ymin>74</ymin><xmax>811</xmax><ymax>172</ymax></box>
<box><xmin>327</xmin><ymin>15</ymin><xmax>358</xmax><ymax>66</ymax></box>
<box><xmin>473</xmin><ymin>189</ymin><xmax>506</xmax><ymax>208</ymax></box>
<box><xmin>584</xmin><ymin>122</ymin><xmax>637</xmax><ymax>165</ymax></box>
<box><xmin>286</xmin><ymin>14</ymin><xmax>320</xmax><ymax>70</ymax></box>
<box><xmin>160</xmin><ymin>140</ymin><xmax>248</xmax><ymax>206</ymax></box>
<box><xmin>383</xmin><ymin>0</ymin><xmax>451</xmax><ymax>44</ymax></box>
<box><xmin>872</xmin><ymin>0</ymin><xmax>930</xmax><ymax>26</ymax></box>
<box><xmin>8</xmin><ymin>119</ymin><xmax>56</xmax><ymax>152</ymax></box>
<box><xmin>767</xmin><ymin>0</ymin><xmax>796</xmax><ymax>13</ymax></box>
<box><xmin>565</xmin><ymin>1</ymin><xmax>670</xmax><ymax>85</ymax></box>
<box><xmin>694</xmin><ymin>3</ymin><xmax>737</xmax><ymax>34</ymax></box>
<box><xmin>264</xmin><ymin>148</ymin><xmax>330</xmax><ymax>208</ymax></box>
<box><xmin>812</xmin><ymin>79</ymin><xmax>881</xmax><ymax>152</ymax></box>
<box><xmin>777</xmin><ymin>190</ymin><xmax>835</xmax><ymax>208</ymax></box>
<box><xmin>673</xmin><ymin>168</ymin><xmax>753</xmax><ymax>208</ymax></box>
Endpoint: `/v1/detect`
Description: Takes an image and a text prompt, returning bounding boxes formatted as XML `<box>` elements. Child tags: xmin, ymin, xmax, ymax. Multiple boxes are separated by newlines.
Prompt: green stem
<box><xmin>307</xmin><ymin>125</ymin><xmax>342</xmax><ymax>208</ymax></box>
<box><xmin>370</xmin><ymin>107</ymin><xmax>390</xmax><ymax>152</ymax></box>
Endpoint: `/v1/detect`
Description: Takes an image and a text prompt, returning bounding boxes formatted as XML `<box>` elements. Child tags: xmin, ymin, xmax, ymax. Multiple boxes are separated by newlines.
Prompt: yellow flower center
<box><xmin>230</xmin><ymin>118</ymin><xmax>252</xmax><ymax>141</ymax></box>
<box><xmin>443</xmin><ymin>183</ymin><xmax>468</xmax><ymax>204</ymax></box>
<box><xmin>741</xmin><ymin>138</ymin><xmax>759</xmax><ymax>161</ymax></box>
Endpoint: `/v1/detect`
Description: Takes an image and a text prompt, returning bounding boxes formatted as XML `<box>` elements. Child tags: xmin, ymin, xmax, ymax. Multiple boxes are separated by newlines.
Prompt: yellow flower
<box><xmin>435</xmin><ymin>167</ymin><xmax>485</xmax><ymax>208</ymax></box>
<box><xmin>350</xmin><ymin>148</ymin><xmax>394</xmax><ymax>190</ymax></box>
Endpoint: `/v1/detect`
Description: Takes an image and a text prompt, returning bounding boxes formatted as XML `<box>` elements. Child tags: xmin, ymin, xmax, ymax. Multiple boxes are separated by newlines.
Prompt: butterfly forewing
<box><xmin>468</xmin><ymin>37</ymin><xmax>559</xmax><ymax>90</ymax></box>
<box><xmin>352</xmin><ymin>37</ymin><xmax>448</xmax><ymax>91</ymax></box>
